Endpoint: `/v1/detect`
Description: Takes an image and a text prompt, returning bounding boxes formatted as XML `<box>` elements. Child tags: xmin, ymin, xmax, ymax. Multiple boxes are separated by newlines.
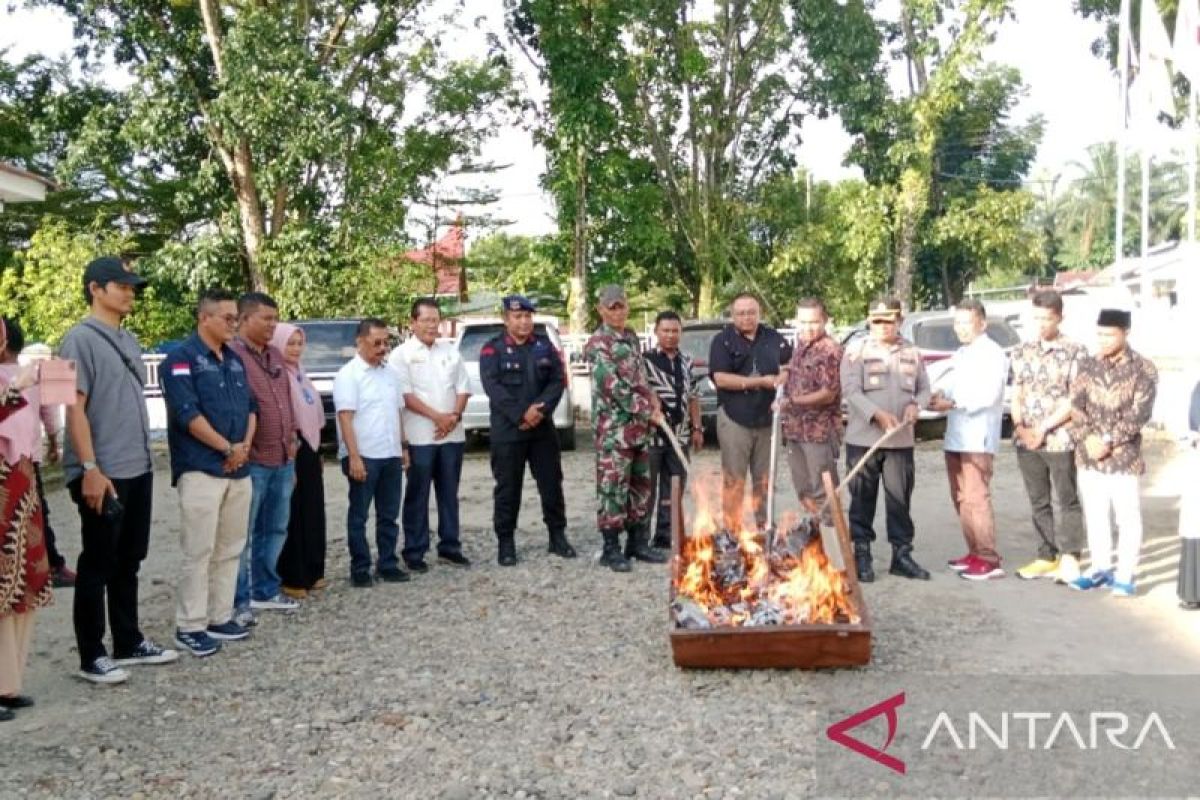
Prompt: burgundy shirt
<box><xmin>230</xmin><ymin>338</ymin><xmax>295</xmax><ymax>467</ymax></box>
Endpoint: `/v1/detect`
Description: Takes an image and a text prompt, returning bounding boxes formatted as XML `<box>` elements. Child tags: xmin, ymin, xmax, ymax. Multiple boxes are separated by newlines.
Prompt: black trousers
<box><xmin>845</xmin><ymin>444</ymin><xmax>915</xmax><ymax>550</ymax></box>
<box><xmin>1015</xmin><ymin>448</ymin><xmax>1084</xmax><ymax>559</ymax></box>
<box><xmin>278</xmin><ymin>441</ymin><xmax>327</xmax><ymax>589</ymax></box>
<box><xmin>648</xmin><ymin>445</ymin><xmax>689</xmax><ymax>538</ymax></box>
<box><xmin>34</xmin><ymin>463</ymin><xmax>65</xmax><ymax>570</ymax></box>
<box><xmin>69</xmin><ymin>471</ymin><xmax>153</xmax><ymax>667</ymax></box>
<box><xmin>490</xmin><ymin>435</ymin><xmax>566</xmax><ymax>540</ymax></box>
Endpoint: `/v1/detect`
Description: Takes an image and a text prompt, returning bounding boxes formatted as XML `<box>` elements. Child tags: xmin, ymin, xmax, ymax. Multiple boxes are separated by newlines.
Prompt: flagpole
<box><xmin>1116</xmin><ymin>0</ymin><xmax>1131</xmax><ymax>272</ymax></box>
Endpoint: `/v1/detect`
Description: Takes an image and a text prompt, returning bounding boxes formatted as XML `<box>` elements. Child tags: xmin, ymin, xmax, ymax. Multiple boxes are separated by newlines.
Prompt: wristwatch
<box><xmin>81</xmin><ymin>460</ymin><xmax>98</xmax><ymax>472</ymax></box>
<box><xmin>222</xmin><ymin>444</ymin><xmax>234</xmax><ymax>458</ymax></box>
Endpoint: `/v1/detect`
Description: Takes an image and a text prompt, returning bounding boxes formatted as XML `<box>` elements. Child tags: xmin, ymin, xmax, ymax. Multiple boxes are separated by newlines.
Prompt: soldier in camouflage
<box><xmin>585</xmin><ymin>285</ymin><xmax>667</xmax><ymax>572</ymax></box>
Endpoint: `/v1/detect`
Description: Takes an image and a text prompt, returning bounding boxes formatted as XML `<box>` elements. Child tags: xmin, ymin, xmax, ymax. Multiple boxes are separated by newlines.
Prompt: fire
<box><xmin>672</xmin><ymin>478</ymin><xmax>859</xmax><ymax>628</ymax></box>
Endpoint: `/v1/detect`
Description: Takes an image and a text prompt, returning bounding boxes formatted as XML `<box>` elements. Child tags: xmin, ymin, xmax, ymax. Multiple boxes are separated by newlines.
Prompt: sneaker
<box><xmin>250</xmin><ymin>593</ymin><xmax>300</xmax><ymax>611</ymax></box>
<box><xmin>438</xmin><ymin>551</ymin><xmax>471</xmax><ymax>568</ymax></box>
<box><xmin>1052</xmin><ymin>554</ymin><xmax>1081</xmax><ymax>585</ymax></box>
<box><xmin>51</xmin><ymin>564</ymin><xmax>77</xmax><ymax>588</ymax></box>
<box><xmin>207</xmin><ymin>620</ymin><xmax>251</xmax><ymax>641</ymax></box>
<box><xmin>960</xmin><ymin>557</ymin><xmax>1005</xmax><ymax>581</ymax></box>
<box><xmin>79</xmin><ymin>656</ymin><xmax>129</xmax><ymax>684</ymax></box>
<box><xmin>947</xmin><ymin>554</ymin><xmax>973</xmax><ymax>572</ymax></box>
<box><xmin>403</xmin><ymin>559</ymin><xmax>429</xmax><ymax>574</ymax></box>
<box><xmin>377</xmin><ymin>567</ymin><xmax>411</xmax><ymax>583</ymax></box>
<box><xmin>113</xmin><ymin>639</ymin><xmax>180</xmax><ymax>666</ymax></box>
<box><xmin>1111</xmin><ymin>580</ymin><xmax>1136</xmax><ymax>599</ymax></box>
<box><xmin>1016</xmin><ymin>557</ymin><xmax>1059</xmax><ymax>580</ymax></box>
<box><xmin>1069</xmin><ymin>569</ymin><xmax>1114</xmax><ymax>592</ymax></box>
<box><xmin>233</xmin><ymin>607</ymin><xmax>258</xmax><ymax>628</ymax></box>
<box><xmin>650</xmin><ymin>535</ymin><xmax>672</xmax><ymax>550</ymax></box>
<box><xmin>174</xmin><ymin>629</ymin><xmax>221</xmax><ymax>657</ymax></box>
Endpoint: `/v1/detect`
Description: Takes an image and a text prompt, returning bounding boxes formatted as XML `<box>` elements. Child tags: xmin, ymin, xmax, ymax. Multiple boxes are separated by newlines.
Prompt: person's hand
<box><xmin>873</xmin><ymin>410</ymin><xmax>901</xmax><ymax>431</ymax></box>
<box><xmin>690</xmin><ymin>428</ymin><xmax>704</xmax><ymax>451</ymax></box>
<box><xmin>1024</xmin><ymin>426</ymin><xmax>1046</xmax><ymax>450</ymax></box>
<box><xmin>348</xmin><ymin>454</ymin><xmax>367</xmax><ymax>482</ymax></box>
<box><xmin>522</xmin><ymin>403</ymin><xmax>545</xmax><ymax>429</ymax></box>
<box><xmin>1084</xmin><ymin>435</ymin><xmax>1111</xmax><ymax>461</ymax></box>
<box><xmin>12</xmin><ymin>363</ymin><xmax>39</xmax><ymax>391</ymax></box>
<box><xmin>287</xmin><ymin>438</ymin><xmax>299</xmax><ymax>461</ymax></box>
<box><xmin>927</xmin><ymin>396</ymin><xmax>954</xmax><ymax>413</ymax></box>
<box><xmin>81</xmin><ymin>466</ymin><xmax>116</xmax><ymax>515</ymax></box>
<box><xmin>402</xmin><ymin>447</ymin><xmax>410</xmax><ymax>471</ymax></box>
<box><xmin>650</xmin><ymin>410</ymin><xmax>665</xmax><ymax>428</ymax></box>
<box><xmin>772</xmin><ymin>368</ymin><xmax>789</xmax><ymax>389</ymax></box>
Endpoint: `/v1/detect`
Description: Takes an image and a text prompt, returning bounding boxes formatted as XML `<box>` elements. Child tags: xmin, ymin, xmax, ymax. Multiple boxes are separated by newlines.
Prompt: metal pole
<box><xmin>1116</xmin><ymin>0</ymin><xmax>1131</xmax><ymax>270</ymax></box>
<box><xmin>1189</xmin><ymin>88</ymin><xmax>1197</xmax><ymax>244</ymax></box>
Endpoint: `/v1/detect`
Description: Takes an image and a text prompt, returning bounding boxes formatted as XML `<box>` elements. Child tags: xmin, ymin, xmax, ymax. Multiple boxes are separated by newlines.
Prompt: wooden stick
<box><xmin>817</xmin><ymin>420</ymin><xmax>913</xmax><ymax>515</ymax></box>
<box><xmin>824</xmin><ymin>470</ymin><xmax>857</xmax><ymax>588</ymax></box>
<box><xmin>654</xmin><ymin>419</ymin><xmax>690</xmax><ymax>473</ymax></box>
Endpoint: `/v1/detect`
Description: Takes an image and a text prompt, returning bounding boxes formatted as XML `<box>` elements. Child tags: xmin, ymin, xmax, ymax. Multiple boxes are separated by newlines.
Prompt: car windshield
<box><xmin>679</xmin><ymin>328</ymin><xmax>719</xmax><ymax>365</ymax></box>
<box><xmin>912</xmin><ymin>319</ymin><xmax>1021</xmax><ymax>352</ymax></box>
<box><xmin>459</xmin><ymin>324</ymin><xmax>549</xmax><ymax>361</ymax></box>
<box><xmin>297</xmin><ymin>322</ymin><xmax>360</xmax><ymax>372</ymax></box>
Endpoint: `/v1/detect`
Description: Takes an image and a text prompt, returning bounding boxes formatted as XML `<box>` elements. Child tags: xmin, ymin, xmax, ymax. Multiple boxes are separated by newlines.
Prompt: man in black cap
<box><xmin>60</xmin><ymin>256</ymin><xmax>178</xmax><ymax>684</ymax></box>
<box><xmin>479</xmin><ymin>294</ymin><xmax>575</xmax><ymax>566</ymax></box>
<box><xmin>1067</xmin><ymin>308</ymin><xmax>1157</xmax><ymax>599</ymax></box>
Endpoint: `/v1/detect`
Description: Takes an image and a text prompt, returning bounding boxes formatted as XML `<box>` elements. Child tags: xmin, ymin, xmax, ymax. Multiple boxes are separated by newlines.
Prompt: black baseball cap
<box><xmin>83</xmin><ymin>256</ymin><xmax>147</xmax><ymax>290</ymax></box>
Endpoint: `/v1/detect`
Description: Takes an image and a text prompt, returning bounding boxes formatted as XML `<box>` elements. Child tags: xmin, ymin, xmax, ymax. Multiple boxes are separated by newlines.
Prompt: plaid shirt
<box><xmin>230</xmin><ymin>338</ymin><xmax>295</xmax><ymax>467</ymax></box>
<box><xmin>1070</xmin><ymin>346</ymin><xmax>1158</xmax><ymax>475</ymax></box>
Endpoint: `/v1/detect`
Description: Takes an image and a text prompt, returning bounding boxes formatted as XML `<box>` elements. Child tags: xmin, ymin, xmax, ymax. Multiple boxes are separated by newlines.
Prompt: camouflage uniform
<box><xmin>585</xmin><ymin>323</ymin><xmax>656</xmax><ymax>531</ymax></box>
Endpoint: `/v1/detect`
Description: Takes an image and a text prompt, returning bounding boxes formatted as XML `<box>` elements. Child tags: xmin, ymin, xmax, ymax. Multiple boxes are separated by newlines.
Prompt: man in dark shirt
<box><xmin>709</xmin><ymin>292</ymin><xmax>792</xmax><ymax>531</ymax></box>
<box><xmin>230</xmin><ymin>292</ymin><xmax>298</xmax><ymax>620</ymax></box>
<box><xmin>160</xmin><ymin>289</ymin><xmax>257</xmax><ymax>657</ymax></box>
<box><xmin>479</xmin><ymin>295</ymin><xmax>574</xmax><ymax>566</ymax></box>
<box><xmin>1067</xmin><ymin>308</ymin><xmax>1158</xmax><ymax>598</ymax></box>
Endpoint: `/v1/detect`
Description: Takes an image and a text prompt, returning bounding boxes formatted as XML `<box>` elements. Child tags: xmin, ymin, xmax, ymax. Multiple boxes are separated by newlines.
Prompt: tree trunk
<box><xmin>892</xmin><ymin>169</ymin><xmax>926</xmax><ymax>309</ymax></box>
<box><xmin>570</xmin><ymin>140</ymin><xmax>590</xmax><ymax>336</ymax></box>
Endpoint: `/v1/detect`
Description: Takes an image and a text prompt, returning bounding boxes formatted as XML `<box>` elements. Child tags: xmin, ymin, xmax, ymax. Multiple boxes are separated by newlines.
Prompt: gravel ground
<box><xmin>5</xmin><ymin>436</ymin><xmax>1200</xmax><ymax>799</ymax></box>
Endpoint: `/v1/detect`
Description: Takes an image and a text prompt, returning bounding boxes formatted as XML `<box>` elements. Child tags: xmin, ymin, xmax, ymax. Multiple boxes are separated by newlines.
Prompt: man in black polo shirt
<box><xmin>709</xmin><ymin>293</ymin><xmax>792</xmax><ymax>531</ymax></box>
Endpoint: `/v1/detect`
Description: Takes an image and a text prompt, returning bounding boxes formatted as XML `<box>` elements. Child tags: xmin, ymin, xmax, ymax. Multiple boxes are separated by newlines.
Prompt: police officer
<box><xmin>585</xmin><ymin>285</ymin><xmax>666</xmax><ymax>572</ymax></box>
<box><xmin>479</xmin><ymin>295</ymin><xmax>576</xmax><ymax>566</ymax></box>
<box><xmin>841</xmin><ymin>297</ymin><xmax>932</xmax><ymax>582</ymax></box>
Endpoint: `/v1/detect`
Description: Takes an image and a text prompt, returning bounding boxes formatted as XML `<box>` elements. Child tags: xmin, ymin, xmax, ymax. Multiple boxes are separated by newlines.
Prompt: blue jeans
<box><xmin>342</xmin><ymin>456</ymin><xmax>403</xmax><ymax>576</ymax></box>
<box><xmin>402</xmin><ymin>442</ymin><xmax>465</xmax><ymax>563</ymax></box>
<box><xmin>235</xmin><ymin>461</ymin><xmax>295</xmax><ymax>607</ymax></box>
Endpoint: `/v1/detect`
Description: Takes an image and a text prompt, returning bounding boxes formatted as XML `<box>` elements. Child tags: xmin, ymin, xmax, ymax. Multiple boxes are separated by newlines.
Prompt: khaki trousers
<box><xmin>176</xmin><ymin>473</ymin><xmax>252</xmax><ymax>632</ymax></box>
<box><xmin>717</xmin><ymin>407</ymin><xmax>772</xmax><ymax>530</ymax></box>
<box><xmin>0</xmin><ymin>611</ymin><xmax>36</xmax><ymax>696</ymax></box>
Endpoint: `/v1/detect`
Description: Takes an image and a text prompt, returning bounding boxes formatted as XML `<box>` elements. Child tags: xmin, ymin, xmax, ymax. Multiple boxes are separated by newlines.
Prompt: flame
<box><xmin>674</xmin><ymin>477</ymin><xmax>859</xmax><ymax>627</ymax></box>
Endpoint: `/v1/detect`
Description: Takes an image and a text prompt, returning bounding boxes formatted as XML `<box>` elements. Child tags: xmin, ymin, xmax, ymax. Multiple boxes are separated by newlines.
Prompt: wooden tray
<box><xmin>668</xmin><ymin>472</ymin><xmax>872</xmax><ymax>669</ymax></box>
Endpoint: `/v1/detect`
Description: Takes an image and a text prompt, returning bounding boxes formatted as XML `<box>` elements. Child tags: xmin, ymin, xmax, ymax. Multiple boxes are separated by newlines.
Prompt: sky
<box><xmin>0</xmin><ymin>0</ymin><xmax>1130</xmax><ymax>239</ymax></box>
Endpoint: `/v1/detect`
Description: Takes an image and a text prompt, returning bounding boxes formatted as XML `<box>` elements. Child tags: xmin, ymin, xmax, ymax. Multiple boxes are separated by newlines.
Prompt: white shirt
<box><xmin>941</xmin><ymin>334</ymin><xmax>1008</xmax><ymax>455</ymax></box>
<box><xmin>333</xmin><ymin>354</ymin><xmax>404</xmax><ymax>459</ymax></box>
<box><xmin>388</xmin><ymin>337</ymin><xmax>470</xmax><ymax>446</ymax></box>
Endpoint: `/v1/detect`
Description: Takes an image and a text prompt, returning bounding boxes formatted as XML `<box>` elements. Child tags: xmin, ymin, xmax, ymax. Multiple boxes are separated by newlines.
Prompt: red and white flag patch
<box><xmin>171</xmin><ymin>363</ymin><xmax>191</xmax><ymax>377</ymax></box>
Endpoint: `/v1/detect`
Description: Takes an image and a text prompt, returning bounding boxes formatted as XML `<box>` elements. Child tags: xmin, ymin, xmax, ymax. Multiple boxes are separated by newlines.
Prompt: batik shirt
<box><xmin>781</xmin><ymin>334</ymin><xmax>842</xmax><ymax>445</ymax></box>
<box><xmin>1070</xmin><ymin>346</ymin><xmax>1158</xmax><ymax>475</ymax></box>
<box><xmin>1010</xmin><ymin>336</ymin><xmax>1085</xmax><ymax>452</ymax></box>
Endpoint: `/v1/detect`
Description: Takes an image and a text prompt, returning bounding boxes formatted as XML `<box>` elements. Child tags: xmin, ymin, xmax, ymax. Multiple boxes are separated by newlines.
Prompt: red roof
<box><xmin>403</xmin><ymin>215</ymin><xmax>468</xmax><ymax>299</ymax></box>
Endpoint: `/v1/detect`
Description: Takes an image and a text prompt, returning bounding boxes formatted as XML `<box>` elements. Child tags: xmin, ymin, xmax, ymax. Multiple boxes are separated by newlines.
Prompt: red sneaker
<box><xmin>947</xmin><ymin>554</ymin><xmax>972</xmax><ymax>572</ymax></box>
<box><xmin>960</xmin><ymin>557</ymin><xmax>1005</xmax><ymax>581</ymax></box>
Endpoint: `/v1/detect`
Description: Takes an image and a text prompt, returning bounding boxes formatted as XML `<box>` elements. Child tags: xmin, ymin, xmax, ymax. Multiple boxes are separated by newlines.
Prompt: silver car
<box><xmin>455</xmin><ymin>317</ymin><xmax>577</xmax><ymax>450</ymax></box>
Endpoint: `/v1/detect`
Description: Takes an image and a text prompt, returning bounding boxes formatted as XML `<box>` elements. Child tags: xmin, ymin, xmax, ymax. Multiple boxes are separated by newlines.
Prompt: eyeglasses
<box><xmin>869</xmin><ymin>318</ymin><xmax>897</xmax><ymax>325</ymax></box>
<box><xmin>206</xmin><ymin>314</ymin><xmax>238</xmax><ymax>325</ymax></box>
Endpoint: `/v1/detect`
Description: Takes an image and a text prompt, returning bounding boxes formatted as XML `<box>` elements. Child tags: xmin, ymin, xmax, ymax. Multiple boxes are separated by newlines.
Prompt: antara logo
<box><xmin>826</xmin><ymin>692</ymin><xmax>907</xmax><ymax>775</ymax></box>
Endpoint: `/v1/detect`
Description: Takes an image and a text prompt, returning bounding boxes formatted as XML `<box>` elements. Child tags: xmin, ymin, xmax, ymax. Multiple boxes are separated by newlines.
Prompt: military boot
<box><xmin>890</xmin><ymin>545</ymin><xmax>931</xmax><ymax>580</ymax></box>
<box><xmin>599</xmin><ymin>529</ymin><xmax>632</xmax><ymax>572</ymax></box>
<box><xmin>854</xmin><ymin>544</ymin><xmax>875</xmax><ymax>583</ymax></box>
<box><xmin>548</xmin><ymin>529</ymin><xmax>577</xmax><ymax>559</ymax></box>
<box><xmin>625</xmin><ymin>521</ymin><xmax>667</xmax><ymax>564</ymax></box>
<box><xmin>497</xmin><ymin>535</ymin><xmax>517</xmax><ymax>567</ymax></box>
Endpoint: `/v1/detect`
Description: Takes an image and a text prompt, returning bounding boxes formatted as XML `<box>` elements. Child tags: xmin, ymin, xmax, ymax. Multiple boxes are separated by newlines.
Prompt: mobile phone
<box><xmin>101</xmin><ymin>493</ymin><xmax>124</xmax><ymax>522</ymax></box>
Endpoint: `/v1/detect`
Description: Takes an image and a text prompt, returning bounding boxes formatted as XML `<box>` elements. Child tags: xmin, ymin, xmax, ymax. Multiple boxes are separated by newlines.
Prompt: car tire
<box><xmin>558</xmin><ymin>426</ymin><xmax>577</xmax><ymax>451</ymax></box>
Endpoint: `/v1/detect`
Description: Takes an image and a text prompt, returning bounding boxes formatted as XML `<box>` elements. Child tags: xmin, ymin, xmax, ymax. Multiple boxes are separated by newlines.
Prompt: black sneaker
<box><xmin>0</xmin><ymin>707</ymin><xmax>13</xmax><ymax>722</ymax></box>
<box><xmin>207</xmin><ymin>620</ymin><xmax>251</xmax><ymax>641</ymax></box>
<box><xmin>438</xmin><ymin>551</ymin><xmax>471</xmax><ymax>568</ymax></box>
<box><xmin>113</xmin><ymin>639</ymin><xmax>180</xmax><ymax>666</ymax></box>
<box><xmin>79</xmin><ymin>656</ymin><xmax>129</xmax><ymax>685</ymax></box>
<box><xmin>650</xmin><ymin>535</ymin><xmax>672</xmax><ymax>550</ymax></box>
<box><xmin>403</xmin><ymin>559</ymin><xmax>429</xmax><ymax>574</ymax></box>
<box><xmin>378</xmin><ymin>567</ymin><xmax>411</xmax><ymax>583</ymax></box>
<box><xmin>351</xmin><ymin>572</ymin><xmax>373</xmax><ymax>588</ymax></box>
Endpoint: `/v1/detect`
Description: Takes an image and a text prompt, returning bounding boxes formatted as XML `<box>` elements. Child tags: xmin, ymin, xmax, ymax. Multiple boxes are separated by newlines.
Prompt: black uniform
<box><xmin>479</xmin><ymin>332</ymin><xmax>568</xmax><ymax>542</ymax></box>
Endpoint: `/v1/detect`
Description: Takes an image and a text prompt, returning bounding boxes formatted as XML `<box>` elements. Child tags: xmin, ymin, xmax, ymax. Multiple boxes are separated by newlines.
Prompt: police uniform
<box><xmin>584</xmin><ymin>318</ymin><xmax>666</xmax><ymax>569</ymax></box>
<box><xmin>840</xmin><ymin>300</ymin><xmax>932</xmax><ymax>581</ymax></box>
<box><xmin>479</xmin><ymin>295</ymin><xmax>573</xmax><ymax>565</ymax></box>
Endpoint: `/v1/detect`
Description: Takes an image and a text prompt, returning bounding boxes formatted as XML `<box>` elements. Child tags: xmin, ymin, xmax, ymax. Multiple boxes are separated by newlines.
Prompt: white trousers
<box><xmin>1077</xmin><ymin>469</ymin><xmax>1143</xmax><ymax>584</ymax></box>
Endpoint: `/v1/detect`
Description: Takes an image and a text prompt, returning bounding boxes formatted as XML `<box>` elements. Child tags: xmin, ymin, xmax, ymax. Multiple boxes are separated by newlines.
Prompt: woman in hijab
<box><xmin>0</xmin><ymin>318</ymin><xmax>52</xmax><ymax>722</ymax></box>
<box><xmin>270</xmin><ymin>323</ymin><xmax>327</xmax><ymax>597</ymax></box>
<box><xmin>1179</xmin><ymin>379</ymin><xmax>1200</xmax><ymax>610</ymax></box>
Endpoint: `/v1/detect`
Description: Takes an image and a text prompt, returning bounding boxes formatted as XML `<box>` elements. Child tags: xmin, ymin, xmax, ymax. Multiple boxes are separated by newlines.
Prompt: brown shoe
<box><xmin>281</xmin><ymin>586</ymin><xmax>308</xmax><ymax>600</ymax></box>
<box><xmin>310</xmin><ymin>578</ymin><xmax>329</xmax><ymax>591</ymax></box>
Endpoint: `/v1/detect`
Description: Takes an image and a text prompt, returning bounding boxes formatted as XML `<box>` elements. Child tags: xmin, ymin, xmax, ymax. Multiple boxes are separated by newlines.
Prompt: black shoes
<box><xmin>0</xmin><ymin>695</ymin><xmax>33</xmax><ymax>709</ymax></box>
<box><xmin>497</xmin><ymin>537</ymin><xmax>518</xmax><ymax>567</ymax></box>
<box><xmin>438</xmin><ymin>551</ymin><xmax>471</xmax><ymax>568</ymax></box>
<box><xmin>854</xmin><ymin>549</ymin><xmax>875</xmax><ymax>583</ymax></box>
<box><xmin>600</xmin><ymin>530</ymin><xmax>632</xmax><ymax>573</ymax></box>
<box><xmin>403</xmin><ymin>559</ymin><xmax>429</xmax><ymax>574</ymax></box>
<box><xmin>378</xmin><ymin>567</ymin><xmax>411</xmax><ymax>583</ymax></box>
<box><xmin>650</xmin><ymin>534</ymin><xmax>672</xmax><ymax>550</ymax></box>
<box><xmin>548</xmin><ymin>530</ymin><xmax>577</xmax><ymax>559</ymax></box>
<box><xmin>889</xmin><ymin>547</ymin><xmax>931</xmax><ymax>580</ymax></box>
<box><xmin>351</xmin><ymin>572</ymin><xmax>373</xmax><ymax>588</ymax></box>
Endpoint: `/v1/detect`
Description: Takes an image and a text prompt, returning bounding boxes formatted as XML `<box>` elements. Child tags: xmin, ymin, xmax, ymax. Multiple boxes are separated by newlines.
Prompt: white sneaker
<box><xmin>250</xmin><ymin>593</ymin><xmax>300</xmax><ymax>611</ymax></box>
<box><xmin>1053</xmin><ymin>554</ymin><xmax>1081</xmax><ymax>585</ymax></box>
<box><xmin>79</xmin><ymin>656</ymin><xmax>129</xmax><ymax>685</ymax></box>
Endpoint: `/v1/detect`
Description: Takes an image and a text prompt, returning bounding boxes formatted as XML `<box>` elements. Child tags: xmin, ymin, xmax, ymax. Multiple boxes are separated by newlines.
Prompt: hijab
<box><xmin>270</xmin><ymin>322</ymin><xmax>324</xmax><ymax>451</ymax></box>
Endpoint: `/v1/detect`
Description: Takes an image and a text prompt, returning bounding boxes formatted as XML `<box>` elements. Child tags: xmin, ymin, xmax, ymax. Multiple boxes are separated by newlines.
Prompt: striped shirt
<box><xmin>644</xmin><ymin>347</ymin><xmax>699</xmax><ymax>446</ymax></box>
